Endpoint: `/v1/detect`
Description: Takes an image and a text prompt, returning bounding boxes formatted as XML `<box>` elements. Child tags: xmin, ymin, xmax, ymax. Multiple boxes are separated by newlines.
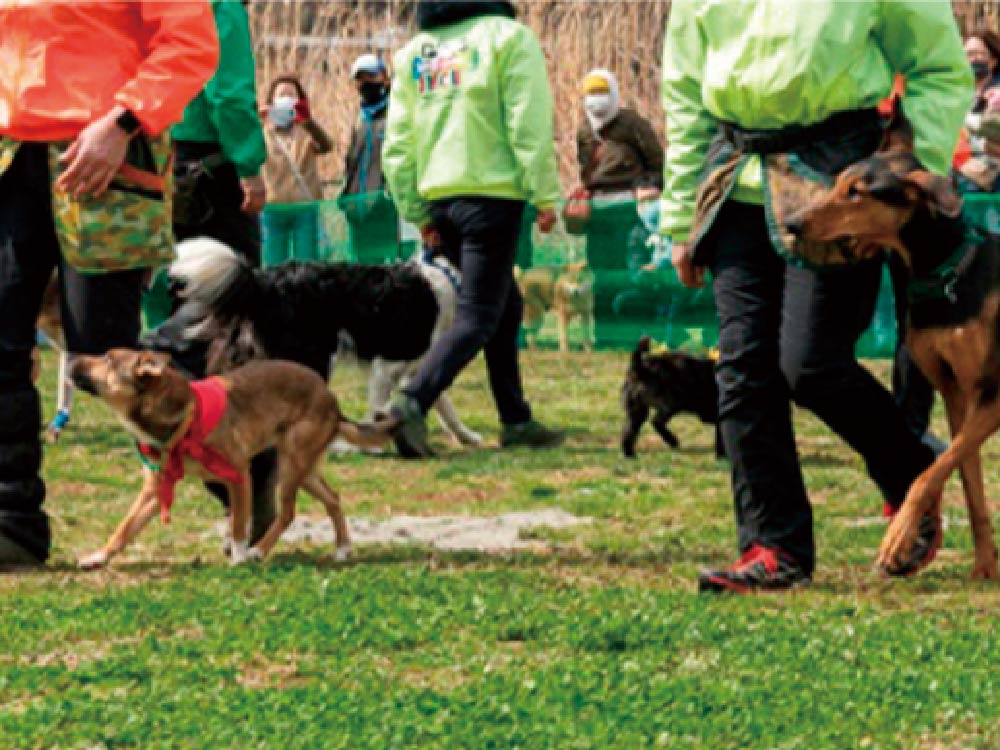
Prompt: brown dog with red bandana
<box><xmin>70</xmin><ymin>350</ymin><xmax>389</xmax><ymax>568</ymax></box>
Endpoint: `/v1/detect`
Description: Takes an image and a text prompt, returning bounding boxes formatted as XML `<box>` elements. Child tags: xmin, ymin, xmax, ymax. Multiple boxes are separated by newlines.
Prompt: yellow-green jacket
<box><xmin>661</xmin><ymin>0</ymin><xmax>973</xmax><ymax>242</ymax></box>
<box><xmin>383</xmin><ymin>14</ymin><xmax>561</xmax><ymax>227</ymax></box>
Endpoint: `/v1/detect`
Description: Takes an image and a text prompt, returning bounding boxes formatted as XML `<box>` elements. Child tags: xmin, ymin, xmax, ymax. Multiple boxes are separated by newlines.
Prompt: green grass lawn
<box><xmin>2</xmin><ymin>350</ymin><xmax>998</xmax><ymax>750</ymax></box>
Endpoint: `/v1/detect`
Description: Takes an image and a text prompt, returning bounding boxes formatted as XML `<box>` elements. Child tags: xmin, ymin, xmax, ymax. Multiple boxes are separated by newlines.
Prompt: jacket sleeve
<box><xmin>115</xmin><ymin>0</ymin><xmax>220</xmax><ymax>136</ymax></box>
<box><xmin>500</xmin><ymin>25</ymin><xmax>562</xmax><ymax>210</ymax></box>
<box><xmin>632</xmin><ymin>112</ymin><xmax>665</xmax><ymax>189</ymax></box>
<box><xmin>660</xmin><ymin>0</ymin><xmax>716</xmax><ymax>241</ymax></box>
<box><xmin>201</xmin><ymin>0</ymin><xmax>267</xmax><ymax>177</ymax></box>
<box><xmin>876</xmin><ymin>0</ymin><xmax>974</xmax><ymax>175</ymax></box>
<box><xmin>383</xmin><ymin>50</ymin><xmax>431</xmax><ymax>227</ymax></box>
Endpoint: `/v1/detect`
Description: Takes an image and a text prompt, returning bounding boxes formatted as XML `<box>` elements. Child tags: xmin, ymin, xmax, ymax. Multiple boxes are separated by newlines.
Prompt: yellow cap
<box><xmin>582</xmin><ymin>74</ymin><xmax>611</xmax><ymax>95</ymax></box>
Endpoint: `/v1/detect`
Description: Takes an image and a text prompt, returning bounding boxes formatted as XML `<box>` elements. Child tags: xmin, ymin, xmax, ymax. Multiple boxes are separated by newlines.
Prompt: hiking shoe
<box><xmin>882</xmin><ymin>505</ymin><xmax>943</xmax><ymax>577</ymax></box>
<box><xmin>698</xmin><ymin>544</ymin><xmax>810</xmax><ymax>594</ymax></box>
<box><xmin>500</xmin><ymin>419</ymin><xmax>566</xmax><ymax>449</ymax></box>
<box><xmin>385</xmin><ymin>393</ymin><xmax>434</xmax><ymax>459</ymax></box>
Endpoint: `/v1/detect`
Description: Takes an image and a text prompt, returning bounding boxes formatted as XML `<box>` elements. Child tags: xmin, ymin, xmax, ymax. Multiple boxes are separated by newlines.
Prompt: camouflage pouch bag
<box><xmin>48</xmin><ymin>133</ymin><xmax>175</xmax><ymax>274</ymax></box>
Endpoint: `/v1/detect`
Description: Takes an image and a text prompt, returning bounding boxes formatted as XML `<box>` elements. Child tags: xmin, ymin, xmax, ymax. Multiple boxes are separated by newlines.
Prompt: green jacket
<box><xmin>661</xmin><ymin>0</ymin><xmax>973</xmax><ymax>242</ymax></box>
<box><xmin>172</xmin><ymin>0</ymin><xmax>265</xmax><ymax>178</ymax></box>
<box><xmin>383</xmin><ymin>15</ymin><xmax>561</xmax><ymax>227</ymax></box>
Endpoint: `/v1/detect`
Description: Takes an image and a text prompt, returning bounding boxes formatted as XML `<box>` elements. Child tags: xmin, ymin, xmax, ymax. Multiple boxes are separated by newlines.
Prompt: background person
<box><xmin>662</xmin><ymin>0</ymin><xmax>972</xmax><ymax>592</ymax></box>
<box><xmin>0</xmin><ymin>0</ymin><xmax>218</xmax><ymax>565</ymax></box>
<box><xmin>956</xmin><ymin>29</ymin><xmax>1000</xmax><ymax>193</ymax></box>
<box><xmin>171</xmin><ymin>0</ymin><xmax>267</xmax><ymax>263</ymax></box>
<box><xmin>382</xmin><ymin>0</ymin><xmax>564</xmax><ymax>457</ymax></box>
<box><xmin>340</xmin><ymin>54</ymin><xmax>400</xmax><ymax>265</ymax></box>
<box><xmin>576</xmin><ymin>69</ymin><xmax>664</xmax><ymax>347</ymax></box>
<box><xmin>261</xmin><ymin>74</ymin><xmax>333</xmax><ymax>267</ymax></box>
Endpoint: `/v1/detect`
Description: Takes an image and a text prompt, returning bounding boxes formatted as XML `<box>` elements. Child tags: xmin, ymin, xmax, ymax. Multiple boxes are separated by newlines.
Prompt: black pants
<box><xmin>404</xmin><ymin>197</ymin><xmax>531</xmax><ymax>425</ymax></box>
<box><xmin>0</xmin><ymin>143</ymin><xmax>144</xmax><ymax>561</ymax></box>
<box><xmin>173</xmin><ymin>141</ymin><xmax>261</xmax><ymax>265</ymax></box>
<box><xmin>706</xmin><ymin>201</ymin><xmax>934</xmax><ymax>574</ymax></box>
<box><xmin>888</xmin><ymin>254</ymin><xmax>935</xmax><ymax>438</ymax></box>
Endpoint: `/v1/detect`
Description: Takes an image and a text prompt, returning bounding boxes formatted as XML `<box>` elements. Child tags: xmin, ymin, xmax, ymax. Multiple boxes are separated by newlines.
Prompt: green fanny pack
<box><xmin>0</xmin><ymin>134</ymin><xmax>175</xmax><ymax>274</ymax></box>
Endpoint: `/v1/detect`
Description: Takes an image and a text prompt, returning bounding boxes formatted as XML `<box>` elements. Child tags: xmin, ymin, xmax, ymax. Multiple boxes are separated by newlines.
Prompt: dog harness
<box><xmin>137</xmin><ymin>376</ymin><xmax>243</xmax><ymax>524</ymax></box>
<box><xmin>906</xmin><ymin>229</ymin><xmax>981</xmax><ymax>305</ymax></box>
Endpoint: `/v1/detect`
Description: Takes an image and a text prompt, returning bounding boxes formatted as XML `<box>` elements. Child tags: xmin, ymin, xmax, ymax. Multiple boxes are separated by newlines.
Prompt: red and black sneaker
<box><xmin>881</xmin><ymin>502</ymin><xmax>943</xmax><ymax>577</ymax></box>
<box><xmin>698</xmin><ymin>544</ymin><xmax>810</xmax><ymax>594</ymax></box>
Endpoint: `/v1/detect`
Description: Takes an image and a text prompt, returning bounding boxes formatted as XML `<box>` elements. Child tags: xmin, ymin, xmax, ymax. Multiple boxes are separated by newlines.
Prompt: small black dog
<box><xmin>621</xmin><ymin>337</ymin><xmax>724</xmax><ymax>458</ymax></box>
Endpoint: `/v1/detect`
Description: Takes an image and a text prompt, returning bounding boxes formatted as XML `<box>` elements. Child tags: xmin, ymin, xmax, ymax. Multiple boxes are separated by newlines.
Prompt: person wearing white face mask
<box><xmin>575</xmin><ymin>69</ymin><xmax>664</xmax><ymax>347</ymax></box>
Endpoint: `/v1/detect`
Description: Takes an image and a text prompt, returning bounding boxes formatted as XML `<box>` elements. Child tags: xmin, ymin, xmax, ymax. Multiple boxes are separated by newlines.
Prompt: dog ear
<box><xmin>133</xmin><ymin>351</ymin><xmax>171</xmax><ymax>380</ymax></box>
<box><xmin>879</xmin><ymin>108</ymin><xmax>914</xmax><ymax>154</ymax></box>
<box><xmin>903</xmin><ymin>170</ymin><xmax>963</xmax><ymax>219</ymax></box>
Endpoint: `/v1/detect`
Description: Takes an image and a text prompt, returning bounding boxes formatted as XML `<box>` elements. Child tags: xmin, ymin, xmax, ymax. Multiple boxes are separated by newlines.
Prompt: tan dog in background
<box><xmin>70</xmin><ymin>350</ymin><xmax>390</xmax><ymax>569</ymax></box>
<box><xmin>516</xmin><ymin>262</ymin><xmax>595</xmax><ymax>352</ymax></box>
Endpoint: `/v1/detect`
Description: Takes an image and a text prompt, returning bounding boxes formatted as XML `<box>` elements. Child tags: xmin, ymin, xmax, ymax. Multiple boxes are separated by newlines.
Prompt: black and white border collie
<box><xmin>169</xmin><ymin>238</ymin><xmax>481</xmax><ymax>446</ymax></box>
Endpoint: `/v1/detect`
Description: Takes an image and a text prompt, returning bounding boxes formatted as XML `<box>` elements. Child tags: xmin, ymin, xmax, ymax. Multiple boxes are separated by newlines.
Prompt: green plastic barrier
<box><xmin>138</xmin><ymin>192</ymin><xmax>1000</xmax><ymax>355</ymax></box>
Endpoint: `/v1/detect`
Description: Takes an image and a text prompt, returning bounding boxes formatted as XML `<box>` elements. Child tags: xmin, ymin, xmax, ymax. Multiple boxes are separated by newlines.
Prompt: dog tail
<box><xmin>337</xmin><ymin>418</ymin><xmax>393</xmax><ymax>450</ymax></box>
<box><xmin>169</xmin><ymin>238</ymin><xmax>259</xmax><ymax>336</ymax></box>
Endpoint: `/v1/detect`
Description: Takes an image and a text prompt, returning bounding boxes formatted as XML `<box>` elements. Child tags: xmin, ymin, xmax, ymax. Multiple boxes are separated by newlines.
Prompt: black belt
<box><xmin>719</xmin><ymin>108</ymin><xmax>881</xmax><ymax>155</ymax></box>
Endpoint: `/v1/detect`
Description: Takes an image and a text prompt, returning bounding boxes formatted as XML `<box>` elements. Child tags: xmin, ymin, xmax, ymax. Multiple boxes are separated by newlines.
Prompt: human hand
<box><xmin>636</xmin><ymin>186</ymin><xmax>660</xmax><ymax>202</ymax></box>
<box><xmin>56</xmin><ymin>109</ymin><xmax>132</xmax><ymax>199</ymax></box>
<box><xmin>985</xmin><ymin>88</ymin><xmax>1000</xmax><ymax>112</ymax></box>
<box><xmin>536</xmin><ymin>208</ymin><xmax>557</xmax><ymax>233</ymax></box>
<box><xmin>672</xmin><ymin>242</ymin><xmax>706</xmax><ymax>288</ymax></box>
<box><xmin>294</xmin><ymin>98</ymin><xmax>312</xmax><ymax>124</ymax></box>
<box><xmin>240</xmin><ymin>175</ymin><xmax>267</xmax><ymax>215</ymax></box>
<box><xmin>420</xmin><ymin>223</ymin><xmax>442</xmax><ymax>248</ymax></box>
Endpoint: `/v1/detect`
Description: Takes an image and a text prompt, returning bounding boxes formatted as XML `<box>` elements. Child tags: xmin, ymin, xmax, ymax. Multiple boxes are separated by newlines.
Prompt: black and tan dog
<box><xmin>71</xmin><ymin>349</ymin><xmax>389</xmax><ymax>569</ymax></box>
<box><xmin>621</xmin><ymin>337</ymin><xmax>723</xmax><ymax>459</ymax></box>
<box><xmin>787</xmin><ymin>119</ymin><xmax>1000</xmax><ymax>579</ymax></box>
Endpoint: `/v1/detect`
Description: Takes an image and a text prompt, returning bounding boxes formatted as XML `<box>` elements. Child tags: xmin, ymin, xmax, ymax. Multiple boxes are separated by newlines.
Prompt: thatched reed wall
<box><xmin>249</xmin><ymin>0</ymin><xmax>1000</xmax><ymax>191</ymax></box>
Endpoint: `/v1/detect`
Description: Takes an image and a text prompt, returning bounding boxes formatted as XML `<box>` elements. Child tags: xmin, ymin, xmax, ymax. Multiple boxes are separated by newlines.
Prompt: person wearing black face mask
<box><xmin>339</xmin><ymin>54</ymin><xmax>401</xmax><ymax>264</ymax></box>
<box><xmin>957</xmin><ymin>29</ymin><xmax>1000</xmax><ymax>194</ymax></box>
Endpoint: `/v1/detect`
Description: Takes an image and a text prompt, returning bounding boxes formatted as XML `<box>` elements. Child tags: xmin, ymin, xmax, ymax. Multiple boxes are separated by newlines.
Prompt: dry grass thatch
<box><xmin>249</xmin><ymin>0</ymin><xmax>1000</xmax><ymax>191</ymax></box>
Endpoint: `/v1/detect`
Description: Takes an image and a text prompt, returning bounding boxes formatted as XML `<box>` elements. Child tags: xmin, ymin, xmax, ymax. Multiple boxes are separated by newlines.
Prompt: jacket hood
<box><xmin>417</xmin><ymin>1</ymin><xmax>516</xmax><ymax>30</ymax></box>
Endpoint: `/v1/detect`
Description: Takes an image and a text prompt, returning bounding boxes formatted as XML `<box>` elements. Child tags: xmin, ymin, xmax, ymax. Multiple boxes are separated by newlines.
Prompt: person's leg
<box><xmin>779</xmin><ymin>259</ymin><xmax>935</xmax><ymax>508</ymax></box>
<box><xmin>403</xmin><ymin>199</ymin><xmax>525</xmax><ymax>412</ymax></box>
<box><xmin>0</xmin><ymin>144</ymin><xmax>61</xmax><ymax>564</ymax></box>
<box><xmin>704</xmin><ymin>202</ymin><xmax>815</xmax><ymax>575</ymax></box>
<box><xmin>58</xmin><ymin>264</ymin><xmax>143</xmax><ymax>355</ymax></box>
<box><xmin>191</xmin><ymin>162</ymin><xmax>262</xmax><ymax>267</ymax></box>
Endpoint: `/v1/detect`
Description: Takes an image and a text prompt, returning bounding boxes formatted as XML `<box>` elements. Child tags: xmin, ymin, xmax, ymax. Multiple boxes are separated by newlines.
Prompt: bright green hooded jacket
<box><xmin>383</xmin><ymin>15</ymin><xmax>561</xmax><ymax>227</ymax></box>
<box><xmin>661</xmin><ymin>0</ymin><xmax>973</xmax><ymax>242</ymax></box>
<box><xmin>172</xmin><ymin>0</ymin><xmax>266</xmax><ymax>178</ymax></box>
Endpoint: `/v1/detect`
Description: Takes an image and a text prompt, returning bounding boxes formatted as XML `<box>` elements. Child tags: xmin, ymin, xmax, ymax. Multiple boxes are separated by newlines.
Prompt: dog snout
<box><xmin>68</xmin><ymin>356</ymin><xmax>98</xmax><ymax>395</ymax></box>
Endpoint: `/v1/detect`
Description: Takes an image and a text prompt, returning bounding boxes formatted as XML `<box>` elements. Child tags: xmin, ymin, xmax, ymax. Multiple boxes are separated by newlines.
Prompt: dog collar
<box><xmin>137</xmin><ymin>376</ymin><xmax>243</xmax><ymax>524</ymax></box>
<box><xmin>906</xmin><ymin>229</ymin><xmax>980</xmax><ymax>305</ymax></box>
<box><xmin>421</xmin><ymin>248</ymin><xmax>461</xmax><ymax>292</ymax></box>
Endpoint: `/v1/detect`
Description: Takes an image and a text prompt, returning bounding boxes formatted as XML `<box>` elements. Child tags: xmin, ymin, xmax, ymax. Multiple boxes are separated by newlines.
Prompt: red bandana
<box><xmin>138</xmin><ymin>376</ymin><xmax>244</xmax><ymax>524</ymax></box>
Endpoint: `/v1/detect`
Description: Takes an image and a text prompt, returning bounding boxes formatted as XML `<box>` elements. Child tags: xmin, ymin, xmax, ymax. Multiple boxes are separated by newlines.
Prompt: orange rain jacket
<box><xmin>0</xmin><ymin>0</ymin><xmax>220</xmax><ymax>142</ymax></box>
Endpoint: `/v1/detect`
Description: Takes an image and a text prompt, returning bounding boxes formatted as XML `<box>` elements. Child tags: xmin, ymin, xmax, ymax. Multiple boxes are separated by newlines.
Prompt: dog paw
<box><xmin>221</xmin><ymin>535</ymin><xmax>233</xmax><ymax>558</ymax></box>
<box><xmin>970</xmin><ymin>555</ymin><xmax>1000</xmax><ymax>580</ymax></box>
<box><xmin>78</xmin><ymin>550</ymin><xmax>109</xmax><ymax>570</ymax></box>
<box><xmin>228</xmin><ymin>540</ymin><xmax>256</xmax><ymax>565</ymax></box>
<box><xmin>334</xmin><ymin>544</ymin><xmax>352</xmax><ymax>562</ymax></box>
<box><xmin>875</xmin><ymin>512</ymin><xmax>921</xmax><ymax>574</ymax></box>
<box><xmin>456</xmin><ymin>430</ymin><xmax>483</xmax><ymax>447</ymax></box>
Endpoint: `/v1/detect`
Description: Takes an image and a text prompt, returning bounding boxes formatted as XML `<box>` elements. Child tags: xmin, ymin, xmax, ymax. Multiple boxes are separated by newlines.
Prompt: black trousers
<box><xmin>706</xmin><ymin>201</ymin><xmax>934</xmax><ymax>574</ymax></box>
<box><xmin>173</xmin><ymin>141</ymin><xmax>261</xmax><ymax>265</ymax></box>
<box><xmin>0</xmin><ymin>143</ymin><xmax>144</xmax><ymax>561</ymax></box>
<box><xmin>888</xmin><ymin>254</ymin><xmax>936</xmax><ymax>438</ymax></box>
<box><xmin>404</xmin><ymin>197</ymin><xmax>532</xmax><ymax>425</ymax></box>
